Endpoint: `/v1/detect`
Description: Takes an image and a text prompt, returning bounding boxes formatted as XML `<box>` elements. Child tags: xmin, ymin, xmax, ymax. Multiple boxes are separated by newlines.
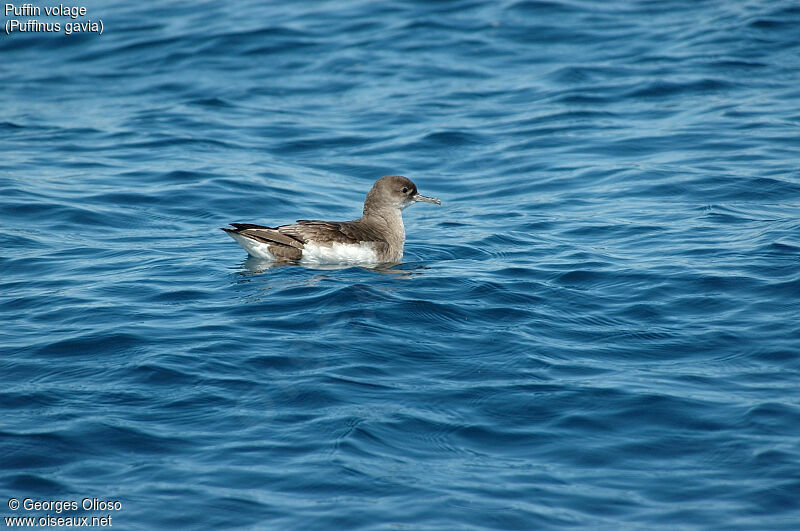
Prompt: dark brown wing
<box><xmin>222</xmin><ymin>224</ymin><xmax>304</xmax><ymax>249</ymax></box>
<box><xmin>280</xmin><ymin>219</ymin><xmax>384</xmax><ymax>245</ymax></box>
<box><xmin>221</xmin><ymin>223</ymin><xmax>304</xmax><ymax>260</ymax></box>
<box><xmin>228</xmin><ymin>223</ymin><xmax>272</xmax><ymax>231</ymax></box>
<box><xmin>222</xmin><ymin>219</ymin><xmax>389</xmax><ymax>260</ymax></box>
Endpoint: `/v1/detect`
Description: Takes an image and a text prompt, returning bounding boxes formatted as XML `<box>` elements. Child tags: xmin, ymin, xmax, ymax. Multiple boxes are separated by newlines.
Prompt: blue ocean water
<box><xmin>2</xmin><ymin>0</ymin><xmax>800</xmax><ymax>528</ymax></box>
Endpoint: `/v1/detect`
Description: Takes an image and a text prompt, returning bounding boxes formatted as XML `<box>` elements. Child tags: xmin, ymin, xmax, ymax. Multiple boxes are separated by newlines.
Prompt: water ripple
<box><xmin>2</xmin><ymin>0</ymin><xmax>800</xmax><ymax>528</ymax></box>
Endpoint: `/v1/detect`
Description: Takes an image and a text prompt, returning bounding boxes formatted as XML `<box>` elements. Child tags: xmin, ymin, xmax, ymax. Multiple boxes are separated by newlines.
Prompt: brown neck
<box><xmin>362</xmin><ymin>207</ymin><xmax>405</xmax><ymax>258</ymax></box>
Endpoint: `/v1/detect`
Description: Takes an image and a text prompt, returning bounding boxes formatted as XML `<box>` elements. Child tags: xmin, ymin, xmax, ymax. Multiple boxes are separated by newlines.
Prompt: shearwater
<box><xmin>222</xmin><ymin>176</ymin><xmax>441</xmax><ymax>264</ymax></box>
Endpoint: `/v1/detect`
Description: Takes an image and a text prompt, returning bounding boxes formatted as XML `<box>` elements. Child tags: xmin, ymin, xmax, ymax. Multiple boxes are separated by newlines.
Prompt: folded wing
<box><xmin>222</xmin><ymin>219</ymin><xmax>387</xmax><ymax>261</ymax></box>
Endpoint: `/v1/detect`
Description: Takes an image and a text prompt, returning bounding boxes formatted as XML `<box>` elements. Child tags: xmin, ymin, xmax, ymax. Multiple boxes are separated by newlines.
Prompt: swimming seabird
<box><xmin>222</xmin><ymin>176</ymin><xmax>441</xmax><ymax>264</ymax></box>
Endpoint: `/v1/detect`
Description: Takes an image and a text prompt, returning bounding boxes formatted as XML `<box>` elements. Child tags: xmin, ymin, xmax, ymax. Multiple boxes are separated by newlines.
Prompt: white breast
<box><xmin>299</xmin><ymin>241</ymin><xmax>379</xmax><ymax>265</ymax></box>
<box><xmin>229</xmin><ymin>232</ymin><xmax>381</xmax><ymax>264</ymax></box>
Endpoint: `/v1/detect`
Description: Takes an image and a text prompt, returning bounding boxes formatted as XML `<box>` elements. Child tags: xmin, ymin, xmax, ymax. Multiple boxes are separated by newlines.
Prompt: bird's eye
<box><xmin>401</xmin><ymin>187</ymin><xmax>408</xmax><ymax>194</ymax></box>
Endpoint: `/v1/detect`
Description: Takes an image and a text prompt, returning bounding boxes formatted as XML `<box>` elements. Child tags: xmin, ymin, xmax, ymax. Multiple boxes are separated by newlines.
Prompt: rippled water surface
<box><xmin>2</xmin><ymin>0</ymin><xmax>800</xmax><ymax>528</ymax></box>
